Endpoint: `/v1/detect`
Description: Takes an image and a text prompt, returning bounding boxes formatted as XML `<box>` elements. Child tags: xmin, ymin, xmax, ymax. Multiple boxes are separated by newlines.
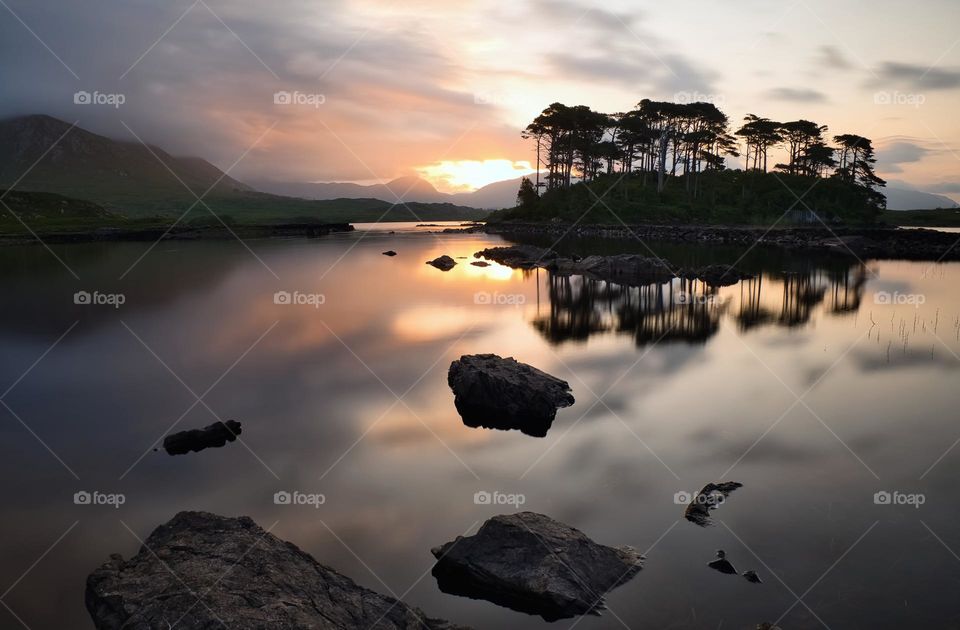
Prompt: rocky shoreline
<box><xmin>466</xmin><ymin>222</ymin><xmax>960</xmax><ymax>261</ymax></box>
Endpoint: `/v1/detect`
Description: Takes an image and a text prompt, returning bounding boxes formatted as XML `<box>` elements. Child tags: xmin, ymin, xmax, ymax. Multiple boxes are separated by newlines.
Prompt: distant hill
<box><xmin>0</xmin><ymin>115</ymin><xmax>487</xmax><ymax>223</ymax></box>
<box><xmin>883</xmin><ymin>187</ymin><xmax>959</xmax><ymax>211</ymax></box>
<box><xmin>0</xmin><ymin>189</ymin><xmax>114</xmax><ymax>220</ymax></box>
<box><xmin>255</xmin><ymin>175</ymin><xmax>525</xmax><ymax>210</ymax></box>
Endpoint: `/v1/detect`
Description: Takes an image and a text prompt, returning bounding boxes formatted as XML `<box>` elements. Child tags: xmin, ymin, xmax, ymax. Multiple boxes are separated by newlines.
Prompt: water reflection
<box><xmin>531</xmin><ymin>262</ymin><xmax>869</xmax><ymax>346</ymax></box>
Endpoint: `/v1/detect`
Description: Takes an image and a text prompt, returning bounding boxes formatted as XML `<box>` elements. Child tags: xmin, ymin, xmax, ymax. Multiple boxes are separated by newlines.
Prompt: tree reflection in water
<box><xmin>531</xmin><ymin>262</ymin><xmax>868</xmax><ymax>346</ymax></box>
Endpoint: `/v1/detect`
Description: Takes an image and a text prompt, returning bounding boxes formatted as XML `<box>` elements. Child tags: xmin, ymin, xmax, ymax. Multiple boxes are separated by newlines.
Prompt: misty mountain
<box><xmin>255</xmin><ymin>175</ymin><xmax>525</xmax><ymax>210</ymax></box>
<box><xmin>0</xmin><ymin>115</ymin><xmax>487</xmax><ymax>222</ymax></box>
<box><xmin>883</xmin><ymin>187</ymin><xmax>959</xmax><ymax>211</ymax></box>
<box><xmin>0</xmin><ymin>115</ymin><xmax>252</xmax><ymax>212</ymax></box>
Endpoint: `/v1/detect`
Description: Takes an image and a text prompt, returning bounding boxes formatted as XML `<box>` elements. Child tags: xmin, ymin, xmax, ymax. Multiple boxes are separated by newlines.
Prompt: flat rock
<box><xmin>162</xmin><ymin>420</ymin><xmax>242</xmax><ymax>455</ymax></box>
<box><xmin>469</xmin><ymin>261</ymin><xmax>490</xmax><ymax>267</ymax></box>
<box><xmin>431</xmin><ymin>512</ymin><xmax>642</xmax><ymax>621</ymax></box>
<box><xmin>426</xmin><ymin>255</ymin><xmax>457</xmax><ymax>271</ymax></box>
<box><xmin>447</xmin><ymin>354</ymin><xmax>574</xmax><ymax>437</ymax></box>
<box><xmin>684</xmin><ymin>481</ymin><xmax>743</xmax><ymax>526</ymax></box>
<box><xmin>86</xmin><ymin>511</ymin><xmax>468</xmax><ymax>630</ymax></box>
<box><xmin>383</xmin><ymin>250</ymin><xmax>398</xmax><ymax>256</ymax></box>
<box><xmin>474</xmin><ymin>245</ymin><xmax>558</xmax><ymax>269</ymax></box>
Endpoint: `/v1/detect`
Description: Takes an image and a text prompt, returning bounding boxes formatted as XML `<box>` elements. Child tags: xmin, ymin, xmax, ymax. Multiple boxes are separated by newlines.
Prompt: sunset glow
<box><xmin>416</xmin><ymin>159</ymin><xmax>536</xmax><ymax>192</ymax></box>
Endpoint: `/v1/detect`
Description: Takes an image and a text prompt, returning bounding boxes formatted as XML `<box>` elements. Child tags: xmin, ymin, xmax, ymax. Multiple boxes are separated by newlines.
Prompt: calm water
<box><xmin>1</xmin><ymin>223</ymin><xmax>960</xmax><ymax>629</ymax></box>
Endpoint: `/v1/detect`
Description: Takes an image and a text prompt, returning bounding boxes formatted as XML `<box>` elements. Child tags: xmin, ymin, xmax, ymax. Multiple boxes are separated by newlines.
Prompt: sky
<box><xmin>1</xmin><ymin>0</ymin><xmax>958</xmax><ymax>197</ymax></box>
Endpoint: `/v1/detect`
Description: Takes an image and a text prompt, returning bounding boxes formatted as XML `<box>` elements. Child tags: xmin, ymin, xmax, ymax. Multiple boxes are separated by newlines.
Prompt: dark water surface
<box><xmin>2</xmin><ymin>223</ymin><xmax>960</xmax><ymax>629</ymax></box>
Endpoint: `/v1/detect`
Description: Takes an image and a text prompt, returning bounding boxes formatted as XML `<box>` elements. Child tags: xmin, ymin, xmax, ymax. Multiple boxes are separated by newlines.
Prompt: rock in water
<box><xmin>743</xmin><ymin>570</ymin><xmax>763</xmax><ymax>584</ymax></box>
<box><xmin>426</xmin><ymin>255</ymin><xmax>457</xmax><ymax>271</ymax></box>
<box><xmin>684</xmin><ymin>481</ymin><xmax>743</xmax><ymax>526</ymax></box>
<box><xmin>707</xmin><ymin>550</ymin><xmax>737</xmax><ymax>575</ymax></box>
<box><xmin>86</xmin><ymin>511</ymin><xmax>468</xmax><ymax>630</ymax></box>
<box><xmin>162</xmin><ymin>420</ymin><xmax>242</xmax><ymax>455</ymax></box>
<box><xmin>383</xmin><ymin>250</ymin><xmax>398</xmax><ymax>256</ymax></box>
<box><xmin>447</xmin><ymin>354</ymin><xmax>575</xmax><ymax>437</ymax></box>
<box><xmin>431</xmin><ymin>512</ymin><xmax>642</xmax><ymax>621</ymax></box>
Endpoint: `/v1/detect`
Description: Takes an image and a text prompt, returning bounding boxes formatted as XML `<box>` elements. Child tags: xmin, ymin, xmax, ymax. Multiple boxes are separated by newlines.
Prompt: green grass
<box><xmin>488</xmin><ymin>170</ymin><xmax>884</xmax><ymax>226</ymax></box>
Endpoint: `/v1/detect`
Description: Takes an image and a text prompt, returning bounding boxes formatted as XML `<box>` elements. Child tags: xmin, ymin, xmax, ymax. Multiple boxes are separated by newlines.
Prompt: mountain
<box><xmin>883</xmin><ymin>186</ymin><xmax>959</xmax><ymax>211</ymax></box>
<box><xmin>0</xmin><ymin>115</ymin><xmax>252</xmax><ymax>212</ymax></box>
<box><xmin>0</xmin><ymin>115</ymin><xmax>487</xmax><ymax>222</ymax></box>
<box><xmin>255</xmin><ymin>175</ymin><xmax>524</xmax><ymax>210</ymax></box>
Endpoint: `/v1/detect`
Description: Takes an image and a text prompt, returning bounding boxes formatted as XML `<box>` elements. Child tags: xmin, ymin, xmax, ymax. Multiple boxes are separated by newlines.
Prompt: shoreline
<box><xmin>471</xmin><ymin>222</ymin><xmax>960</xmax><ymax>262</ymax></box>
<box><xmin>0</xmin><ymin>222</ymin><xmax>355</xmax><ymax>245</ymax></box>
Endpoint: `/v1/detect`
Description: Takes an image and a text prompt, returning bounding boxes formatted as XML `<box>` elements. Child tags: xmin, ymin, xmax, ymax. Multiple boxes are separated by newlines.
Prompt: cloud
<box><xmin>878</xmin><ymin>141</ymin><xmax>930</xmax><ymax>167</ymax></box>
<box><xmin>815</xmin><ymin>45</ymin><xmax>853</xmax><ymax>70</ymax></box>
<box><xmin>873</xmin><ymin>62</ymin><xmax>960</xmax><ymax>90</ymax></box>
<box><xmin>766</xmin><ymin>87</ymin><xmax>828</xmax><ymax>103</ymax></box>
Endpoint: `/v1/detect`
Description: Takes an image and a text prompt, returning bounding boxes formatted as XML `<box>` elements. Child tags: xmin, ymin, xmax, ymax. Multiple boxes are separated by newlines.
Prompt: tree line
<box><xmin>521</xmin><ymin>100</ymin><xmax>885</xmax><ymax>202</ymax></box>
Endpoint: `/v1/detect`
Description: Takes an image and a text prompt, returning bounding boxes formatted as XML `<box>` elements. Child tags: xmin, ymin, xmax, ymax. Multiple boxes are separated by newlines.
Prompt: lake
<box><xmin>1</xmin><ymin>223</ymin><xmax>959</xmax><ymax>629</ymax></box>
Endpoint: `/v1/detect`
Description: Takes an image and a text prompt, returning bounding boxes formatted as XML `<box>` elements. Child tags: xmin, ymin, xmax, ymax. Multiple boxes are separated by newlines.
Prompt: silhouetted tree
<box><xmin>516</xmin><ymin>176</ymin><xmax>539</xmax><ymax>209</ymax></box>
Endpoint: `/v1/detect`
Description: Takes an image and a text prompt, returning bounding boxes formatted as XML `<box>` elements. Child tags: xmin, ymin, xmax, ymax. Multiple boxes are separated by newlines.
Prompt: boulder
<box><xmin>162</xmin><ymin>420</ymin><xmax>242</xmax><ymax>455</ymax></box>
<box><xmin>447</xmin><ymin>354</ymin><xmax>574</xmax><ymax>437</ymax></box>
<box><xmin>426</xmin><ymin>255</ymin><xmax>457</xmax><ymax>271</ymax></box>
<box><xmin>86</xmin><ymin>511</ymin><xmax>468</xmax><ymax>630</ymax></box>
<box><xmin>431</xmin><ymin>512</ymin><xmax>642</xmax><ymax>621</ymax></box>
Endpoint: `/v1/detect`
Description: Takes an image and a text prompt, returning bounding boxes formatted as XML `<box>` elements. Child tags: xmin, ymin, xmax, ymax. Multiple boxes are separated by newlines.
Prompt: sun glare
<box><xmin>416</xmin><ymin>159</ymin><xmax>536</xmax><ymax>192</ymax></box>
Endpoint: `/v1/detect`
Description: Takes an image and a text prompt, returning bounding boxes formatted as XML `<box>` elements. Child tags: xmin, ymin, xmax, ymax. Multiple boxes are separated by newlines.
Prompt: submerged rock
<box><xmin>552</xmin><ymin>254</ymin><xmax>675</xmax><ymax>285</ymax></box>
<box><xmin>426</xmin><ymin>255</ymin><xmax>457</xmax><ymax>271</ymax></box>
<box><xmin>431</xmin><ymin>512</ymin><xmax>642</xmax><ymax>621</ymax></box>
<box><xmin>684</xmin><ymin>481</ymin><xmax>743</xmax><ymax>526</ymax></box>
<box><xmin>162</xmin><ymin>420</ymin><xmax>242</xmax><ymax>455</ymax></box>
<box><xmin>470</xmin><ymin>261</ymin><xmax>490</xmax><ymax>267</ymax></box>
<box><xmin>86</xmin><ymin>511</ymin><xmax>468</xmax><ymax>630</ymax></box>
<box><xmin>708</xmin><ymin>550</ymin><xmax>737</xmax><ymax>575</ymax></box>
<box><xmin>383</xmin><ymin>250</ymin><xmax>398</xmax><ymax>256</ymax></box>
<box><xmin>447</xmin><ymin>354</ymin><xmax>574</xmax><ymax>437</ymax></box>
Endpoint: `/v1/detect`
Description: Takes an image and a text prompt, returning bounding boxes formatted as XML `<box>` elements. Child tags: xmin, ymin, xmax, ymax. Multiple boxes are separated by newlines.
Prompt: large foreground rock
<box><xmin>86</xmin><ymin>511</ymin><xmax>468</xmax><ymax>630</ymax></box>
<box><xmin>448</xmin><ymin>354</ymin><xmax>574</xmax><ymax>437</ymax></box>
<box><xmin>431</xmin><ymin>512</ymin><xmax>643</xmax><ymax>621</ymax></box>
